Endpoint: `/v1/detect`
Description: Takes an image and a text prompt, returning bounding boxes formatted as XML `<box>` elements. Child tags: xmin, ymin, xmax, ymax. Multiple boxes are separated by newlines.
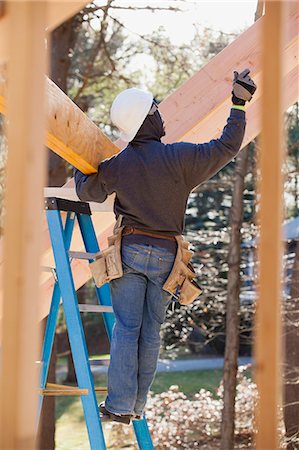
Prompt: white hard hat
<box><xmin>110</xmin><ymin>88</ymin><xmax>153</xmax><ymax>142</ymax></box>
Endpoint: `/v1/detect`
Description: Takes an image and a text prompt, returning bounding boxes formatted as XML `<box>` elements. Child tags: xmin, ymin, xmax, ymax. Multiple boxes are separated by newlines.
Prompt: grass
<box><xmin>151</xmin><ymin>369</ymin><xmax>223</xmax><ymax>396</ymax></box>
<box><xmin>55</xmin><ymin>369</ymin><xmax>223</xmax><ymax>450</ymax></box>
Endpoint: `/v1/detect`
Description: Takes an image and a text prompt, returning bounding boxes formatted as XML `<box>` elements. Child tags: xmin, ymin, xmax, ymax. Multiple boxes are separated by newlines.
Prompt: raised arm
<box><xmin>176</xmin><ymin>69</ymin><xmax>256</xmax><ymax>190</ymax></box>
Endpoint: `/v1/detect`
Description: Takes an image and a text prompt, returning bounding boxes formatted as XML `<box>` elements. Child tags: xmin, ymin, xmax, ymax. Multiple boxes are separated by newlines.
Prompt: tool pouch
<box><xmin>163</xmin><ymin>236</ymin><xmax>202</xmax><ymax>305</ymax></box>
<box><xmin>89</xmin><ymin>217</ymin><xmax>124</xmax><ymax>288</ymax></box>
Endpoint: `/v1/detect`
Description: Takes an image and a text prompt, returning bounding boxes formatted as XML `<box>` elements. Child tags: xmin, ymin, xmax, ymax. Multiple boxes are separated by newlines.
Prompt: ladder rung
<box><xmin>40</xmin><ymin>383</ymin><xmax>88</xmax><ymax>396</ymax></box>
<box><xmin>78</xmin><ymin>304</ymin><xmax>113</xmax><ymax>313</ymax></box>
<box><xmin>40</xmin><ymin>383</ymin><xmax>108</xmax><ymax>396</ymax></box>
<box><xmin>69</xmin><ymin>250</ymin><xmax>99</xmax><ymax>260</ymax></box>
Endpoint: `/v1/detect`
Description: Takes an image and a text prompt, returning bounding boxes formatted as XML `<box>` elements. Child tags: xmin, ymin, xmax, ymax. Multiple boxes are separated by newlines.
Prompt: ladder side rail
<box><xmin>133</xmin><ymin>419</ymin><xmax>155</xmax><ymax>450</ymax></box>
<box><xmin>76</xmin><ymin>213</ymin><xmax>115</xmax><ymax>335</ymax></box>
<box><xmin>38</xmin><ymin>212</ymin><xmax>76</xmax><ymax>419</ymax></box>
<box><xmin>76</xmin><ymin>212</ymin><xmax>154</xmax><ymax>450</ymax></box>
<box><xmin>47</xmin><ymin>208</ymin><xmax>106</xmax><ymax>450</ymax></box>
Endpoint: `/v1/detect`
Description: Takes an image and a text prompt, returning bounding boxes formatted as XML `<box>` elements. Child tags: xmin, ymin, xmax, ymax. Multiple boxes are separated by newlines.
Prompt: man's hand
<box><xmin>232</xmin><ymin>69</ymin><xmax>257</xmax><ymax>106</ymax></box>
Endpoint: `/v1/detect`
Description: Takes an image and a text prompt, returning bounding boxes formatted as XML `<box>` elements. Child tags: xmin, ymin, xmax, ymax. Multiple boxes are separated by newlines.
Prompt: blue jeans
<box><xmin>105</xmin><ymin>241</ymin><xmax>175</xmax><ymax>416</ymax></box>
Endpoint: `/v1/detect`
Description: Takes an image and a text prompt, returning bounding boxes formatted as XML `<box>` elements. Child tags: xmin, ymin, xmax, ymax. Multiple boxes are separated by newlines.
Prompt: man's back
<box><xmin>75</xmin><ymin>108</ymin><xmax>246</xmax><ymax>235</ymax></box>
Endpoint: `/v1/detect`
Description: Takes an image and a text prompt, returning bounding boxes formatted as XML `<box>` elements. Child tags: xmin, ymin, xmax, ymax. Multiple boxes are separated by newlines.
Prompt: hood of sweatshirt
<box><xmin>130</xmin><ymin>109</ymin><xmax>165</xmax><ymax>146</ymax></box>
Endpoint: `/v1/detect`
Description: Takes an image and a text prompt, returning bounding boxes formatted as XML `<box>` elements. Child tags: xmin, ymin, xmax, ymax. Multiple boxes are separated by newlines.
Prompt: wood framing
<box><xmin>47</xmin><ymin>1</ymin><xmax>89</xmax><ymax>31</ymax></box>
<box><xmin>0</xmin><ymin>1</ymin><xmax>89</xmax><ymax>62</ymax></box>
<box><xmin>0</xmin><ymin>10</ymin><xmax>8</xmax><ymax>62</ymax></box>
<box><xmin>160</xmin><ymin>1</ymin><xmax>297</xmax><ymax>145</ymax></box>
<box><xmin>0</xmin><ymin>3</ymin><xmax>47</xmax><ymax>449</ymax></box>
<box><xmin>255</xmin><ymin>2</ymin><xmax>284</xmax><ymax>448</ymax></box>
<box><xmin>0</xmin><ymin>3</ymin><xmax>297</xmax><ymax>174</ymax></box>
<box><xmin>0</xmin><ymin>3</ymin><xmax>298</xmax><ymax>326</ymax></box>
<box><xmin>0</xmin><ymin>77</ymin><xmax>119</xmax><ymax>173</ymax></box>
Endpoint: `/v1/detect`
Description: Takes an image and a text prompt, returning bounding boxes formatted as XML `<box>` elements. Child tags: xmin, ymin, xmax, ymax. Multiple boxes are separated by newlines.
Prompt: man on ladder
<box><xmin>74</xmin><ymin>70</ymin><xmax>256</xmax><ymax>424</ymax></box>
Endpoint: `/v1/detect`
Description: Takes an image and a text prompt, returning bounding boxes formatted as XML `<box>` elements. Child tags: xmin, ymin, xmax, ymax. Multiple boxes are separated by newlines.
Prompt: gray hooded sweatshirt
<box><xmin>74</xmin><ymin>107</ymin><xmax>246</xmax><ymax>236</ymax></box>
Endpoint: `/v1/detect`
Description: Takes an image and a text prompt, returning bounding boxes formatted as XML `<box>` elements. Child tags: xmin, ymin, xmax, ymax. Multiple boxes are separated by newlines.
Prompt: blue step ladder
<box><xmin>39</xmin><ymin>197</ymin><xmax>154</xmax><ymax>450</ymax></box>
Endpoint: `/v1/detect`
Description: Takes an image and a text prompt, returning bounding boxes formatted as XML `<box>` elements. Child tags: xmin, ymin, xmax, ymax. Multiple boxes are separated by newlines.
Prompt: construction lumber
<box><xmin>0</xmin><ymin>1</ymin><xmax>89</xmax><ymax>62</ymax></box>
<box><xmin>0</xmin><ymin>76</ymin><xmax>119</xmax><ymax>173</ymax></box>
<box><xmin>0</xmin><ymin>3</ymin><xmax>47</xmax><ymax>449</ymax></box>
<box><xmin>160</xmin><ymin>0</ymin><xmax>298</xmax><ymax>146</ymax></box>
<box><xmin>47</xmin><ymin>1</ymin><xmax>89</xmax><ymax>31</ymax></box>
<box><xmin>255</xmin><ymin>2</ymin><xmax>284</xmax><ymax>448</ymax></box>
<box><xmin>0</xmin><ymin>4</ymin><xmax>298</xmax><ymax>326</ymax></box>
<box><xmin>0</xmin><ymin>13</ymin><xmax>8</xmax><ymax>62</ymax></box>
<box><xmin>0</xmin><ymin>3</ymin><xmax>297</xmax><ymax>174</ymax></box>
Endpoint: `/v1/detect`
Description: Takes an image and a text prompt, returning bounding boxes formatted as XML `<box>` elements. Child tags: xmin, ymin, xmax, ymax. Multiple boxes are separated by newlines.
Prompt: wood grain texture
<box><xmin>0</xmin><ymin>4</ymin><xmax>297</xmax><ymax>172</ymax></box>
<box><xmin>46</xmin><ymin>1</ymin><xmax>89</xmax><ymax>31</ymax></box>
<box><xmin>0</xmin><ymin>5</ymin><xmax>297</xmax><ymax>325</ymax></box>
<box><xmin>0</xmin><ymin>76</ymin><xmax>119</xmax><ymax>173</ymax></box>
<box><xmin>255</xmin><ymin>2</ymin><xmax>284</xmax><ymax>449</ymax></box>
<box><xmin>46</xmin><ymin>78</ymin><xmax>119</xmax><ymax>172</ymax></box>
<box><xmin>160</xmin><ymin>1</ymin><xmax>297</xmax><ymax>146</ymax></box>
<box><xmin>0</xmin><ymin>3</ymin><xmax>47</xmax><ymax>449</ymax></box>
<box><xmin>0</xmin><ymin>1</ymin><xmax>89</xmax><ymax>62</ymax></box>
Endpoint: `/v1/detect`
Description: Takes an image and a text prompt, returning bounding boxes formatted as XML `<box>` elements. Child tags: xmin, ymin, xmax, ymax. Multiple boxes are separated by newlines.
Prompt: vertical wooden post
<box><xmin>0</xmin><ymin>2</ymin><xmax>47</xmax><ymax>449</ymax></box>
<box><xmin>255</xmin><ymin>2</ymin><xmax>285</xmax><ymax>449</ymax></box>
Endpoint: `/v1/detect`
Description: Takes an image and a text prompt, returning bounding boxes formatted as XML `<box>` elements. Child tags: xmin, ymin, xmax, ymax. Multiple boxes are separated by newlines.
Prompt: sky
<box><xmin>109</xmin><ymin>0</ymin><xmax>258</xmax><ymax>45</ymax></box>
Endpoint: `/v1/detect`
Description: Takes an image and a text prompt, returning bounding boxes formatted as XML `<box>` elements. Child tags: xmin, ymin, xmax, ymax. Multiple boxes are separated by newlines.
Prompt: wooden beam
<box><xmin>255</xmin><ymin>2</ymin><xmax>284</xmax><ymax>449</ymax></box>
<box><xmin>0</xmin><ymin>2</ymin><xmax>47</xmax><ymax>449</ymax></box>
<box><xmin>160</xmin><ymin>1</ymin><xmax>297</xmax><ymax>146</ymax></box>
<box><xmin>46</xmin><ymin>1</ymin><xmax>89</xmax><ymax>31</ymax></box>
<box><xmin>0</xmin><ymin>12</ymin><xmax>8</xmax><ymax>62</ymax></box>
<box><xmin>0</xmin><ymin>3</ymin><xmax>297</xmax><ymax>174</ymax></box>
<box><xmin>0</xmin><ymin>4</ymin><xmax>297</xmax><ymax>326</ymax></box>
<box><xmin>0</xmin><ymin>2</ymin><xmax>89</xmax><ymax>62</ymax></box>
<box><xmin>0</xmin><ymin>76</ymin><xmax>119</xmax><ymax>173</ymax></box>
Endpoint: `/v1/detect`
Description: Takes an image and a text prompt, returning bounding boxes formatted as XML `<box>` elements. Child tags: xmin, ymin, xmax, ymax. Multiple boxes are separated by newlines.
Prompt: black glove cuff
<box><xmin>232</xmin><ymin>93</ymin><xmax>246</xmax><ymax>106</ymax></box>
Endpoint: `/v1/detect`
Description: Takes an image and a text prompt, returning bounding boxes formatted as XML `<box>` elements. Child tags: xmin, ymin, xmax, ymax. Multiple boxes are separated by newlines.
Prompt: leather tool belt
<box><xmin>163</xmin><ymin>236</ymin><xmax>202</xmax><ymax>305</ymax></box>
<box><xmin>89</xmin><ymin>218</ymin><xmax>124</xmax><ymax>288</ymax></box>
<box><xmin>89</xmin><ymin>221</ymin><xmax>202</xmax><ymax>305</ymax></box>
<box><xmin>123</xmin><ymin>226</ymin><xmax>176</xmax><ymax>241</ymax></box>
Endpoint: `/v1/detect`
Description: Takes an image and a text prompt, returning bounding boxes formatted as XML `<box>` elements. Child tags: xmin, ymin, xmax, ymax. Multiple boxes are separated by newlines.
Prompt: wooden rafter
<box><xmin>46</xmin><ymin>1</ymin><xmax>90</xmax><ymax>31</ymax></box>
<box><xmin>0</xmin><ymin>3</ymin><xmax>298</xmax><ymax>325</ymax></box>
<box><xmin>0</xmin><ymin>3</ymin><xmax>297</xmax><ymax>174</ymax></box>
<box><xmin>0</xmin><ymin>1</ymin><xmax>90</xmax><ymax>62</ymax></box>
<box><xmin>0</xmin><ymin>77</ymin><xmax>119</xmax><ymax>173</ymax></box>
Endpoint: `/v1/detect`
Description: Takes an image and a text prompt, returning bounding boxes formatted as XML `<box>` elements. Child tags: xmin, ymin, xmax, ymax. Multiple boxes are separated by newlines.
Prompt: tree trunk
<box><xmin>284</xmin><ymin>242</ymin><xmax>299</xmax><ymax>449</ymax></box>
<box><xmin>48</xmin><ymin>17</ymin><xmax>78</xmax><ymax>187</ymax></box>
<box><xmin>220</xmin><ymin>5</ymin><xmax>263</xmax><ymax>447</ymax></box>
<box><xmin>220</xmin><ymin>146</ymin><xmax>249</xmax><ymax>450</ymax></box>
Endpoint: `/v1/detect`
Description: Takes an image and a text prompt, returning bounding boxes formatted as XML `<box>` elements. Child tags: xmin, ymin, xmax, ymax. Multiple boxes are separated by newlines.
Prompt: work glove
<box><xmin>232</xmin><ymin>69</ymin><xmax>257</xmax><ymax>106</ymax></box>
